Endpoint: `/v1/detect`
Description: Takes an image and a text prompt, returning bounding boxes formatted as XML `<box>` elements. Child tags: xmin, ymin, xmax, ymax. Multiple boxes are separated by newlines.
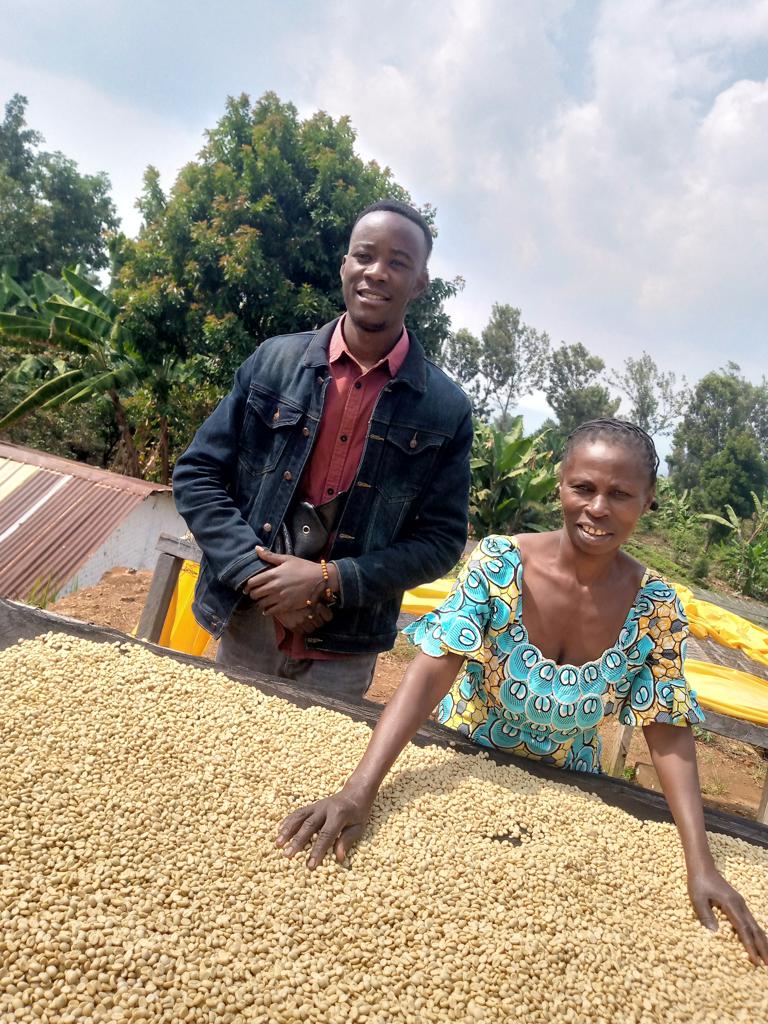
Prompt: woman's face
<box><xmin>559</xmin><ymin>440</ymin><xmax>654</xmax><ymax>555</ymax></box>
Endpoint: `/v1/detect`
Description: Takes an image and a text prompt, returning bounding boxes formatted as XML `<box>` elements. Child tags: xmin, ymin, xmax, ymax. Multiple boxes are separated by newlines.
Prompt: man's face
<box><xmin>340</xmin><ymin>211</ymin><xmax>429</xmax><ymax>336</ymax></box>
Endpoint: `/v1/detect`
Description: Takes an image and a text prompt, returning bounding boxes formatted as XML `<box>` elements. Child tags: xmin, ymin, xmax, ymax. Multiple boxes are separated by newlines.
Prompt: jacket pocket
<box><xmin>238</xmin><ymin>387</ymin><xmax>305</xmax><ymax>478</ymax></box>
<box><xmin>374</xmin><ymin>424</ymin><xmax>445</xmax><ymax>500</ymax></box>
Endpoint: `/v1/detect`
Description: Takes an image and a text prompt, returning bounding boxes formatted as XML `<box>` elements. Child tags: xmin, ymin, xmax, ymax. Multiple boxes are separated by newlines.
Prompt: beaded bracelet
<box><xmin>320</xmin><ymin>559</ymin><xmax>336</xmax><ymax>605</ymax></box>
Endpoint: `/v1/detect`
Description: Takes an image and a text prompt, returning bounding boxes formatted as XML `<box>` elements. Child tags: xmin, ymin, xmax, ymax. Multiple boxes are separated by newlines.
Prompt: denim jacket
<box><xmin>173</xmin><ymin>318</ymin><xmax>473</xmax><ymax>653</ymax></box>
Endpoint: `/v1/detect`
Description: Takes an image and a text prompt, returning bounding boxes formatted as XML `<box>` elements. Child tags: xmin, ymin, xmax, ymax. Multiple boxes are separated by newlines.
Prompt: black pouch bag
<box><xmin>272</xmin><ymin>492</ymin><xmax>346</xmax><ymax>560</ymax></box>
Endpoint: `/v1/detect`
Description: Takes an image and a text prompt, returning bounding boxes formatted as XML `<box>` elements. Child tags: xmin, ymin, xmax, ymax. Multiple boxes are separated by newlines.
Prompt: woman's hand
<box><xmin>244</xmin><ymin>548</ymin><xmax>324</xmax><ymax>615</ymax></box>
<box><xmin>276</xmin><ymin>787</ymin><xmax>374</xmax><ymax>869</ymax></box>
<box><xmin>688</xmin><ymin>864</ymin><xmax>768</xmax><ymax>966</ymax></box>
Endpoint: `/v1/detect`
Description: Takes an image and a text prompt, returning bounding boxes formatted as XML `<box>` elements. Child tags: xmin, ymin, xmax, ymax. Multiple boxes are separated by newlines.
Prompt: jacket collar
<box><xmin>303</xmin><ymin>316</ymin><xmax>428</xmax><ymax>394</ymax></box>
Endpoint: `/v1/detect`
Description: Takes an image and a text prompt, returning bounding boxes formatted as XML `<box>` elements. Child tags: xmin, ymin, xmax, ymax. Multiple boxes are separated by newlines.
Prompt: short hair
<box><xmin>564</xmin><ymin>418</ymin><xmax>660</xmax><ymax>509</ymax></box>
<box><xmin>352</xmin><ymin>199</ymin><xmax>433</xmax><ymax>262</ymax></box>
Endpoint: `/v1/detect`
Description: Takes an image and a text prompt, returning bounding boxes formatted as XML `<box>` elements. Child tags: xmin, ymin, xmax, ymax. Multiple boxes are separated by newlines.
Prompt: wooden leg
<box><xmin>757</xmin><ymin>772</ymin><xmax>768</xmax><ymax>826</ymax></box>
<box><xmin>604</xmin><ymin>722</ymin><xmax>635</xmax><ymax>777</ymax></box>
<box><xmin>136</xmin><ymin>552</ymin><xmax>183</xmax><ymax>644</ymax></box>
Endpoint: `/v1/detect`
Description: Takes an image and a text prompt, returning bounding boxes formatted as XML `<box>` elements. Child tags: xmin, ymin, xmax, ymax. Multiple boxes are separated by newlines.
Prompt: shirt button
<box><xmin>340</xmin><ymin>434</ymin><xmax>348</xmax><ymax>443</ymax></box>
<box><xmin>354</xmin><ymin>381</ymin><xmax>362</xmax><ymax>390</ymax></box>
<box><xmin>263</xmin><ymin>523</ymin><xmax>272</xmax><ymax>533</ymax></box>
<box><xmin>302</xmin><ymin>427</ymin><xmax>310</xmax><ymax>437</ymax></box>
<box><xmin>327</xmin><ymin>487</ymin><xmax>335</xmax><ymax>496</ymax></box>
<box><xmin>283</xmin><ymin>471</ymin><xmax>292</xmax><ymax>482</ymax></box>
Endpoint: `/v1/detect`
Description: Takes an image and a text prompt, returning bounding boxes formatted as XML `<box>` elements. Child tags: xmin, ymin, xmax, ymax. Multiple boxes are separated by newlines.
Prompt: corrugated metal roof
<box><xmin>0</xmin><ymin>442</ymin><xmax>171</xmax><ymax>601</ymax></box>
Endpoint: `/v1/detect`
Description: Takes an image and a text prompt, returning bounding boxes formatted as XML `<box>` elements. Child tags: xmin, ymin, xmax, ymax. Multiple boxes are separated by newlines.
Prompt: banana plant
<box><xmin>700</xmin><ymin>492</ymin><xmax>768</xmax><ymax>597</ymax></box>
<box><xmin>469</xmin><ymin>417</ymin><xmax>559</xmax><ymax>536</ymax></box>
<box><xmin>0</xmin><ymin>267</ymin><xmax>145</xmax><ymax>475</ymax></box>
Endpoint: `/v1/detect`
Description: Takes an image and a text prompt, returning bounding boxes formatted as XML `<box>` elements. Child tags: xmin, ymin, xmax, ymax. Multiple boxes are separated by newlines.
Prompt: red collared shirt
<box><xmin>278</xmin><ymin>316</ymin><xmax>410</xmax><ymax>659</ymax></box>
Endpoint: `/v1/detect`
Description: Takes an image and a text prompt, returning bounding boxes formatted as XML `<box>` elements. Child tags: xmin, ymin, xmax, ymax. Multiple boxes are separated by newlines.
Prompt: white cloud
<box><xmin>0</xmin><ymin>57</ymin><xmax>203</xmax><ymax>237</ymax></box>
<box><xmin>525</xmin><ymin>1</ymin><xmax>768</xmax><ymax>377</ymax></box>
<box><xmin>2</xmin><ymin>0</ymin><xmax>766</xmax><ymax>388</ymax></box>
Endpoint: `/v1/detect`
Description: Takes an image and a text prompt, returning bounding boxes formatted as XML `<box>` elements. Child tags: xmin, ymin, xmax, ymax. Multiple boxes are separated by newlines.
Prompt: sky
<box><xmin>1</xmin><ymin>0</ymin><xmax>767</xmax><ymax>443</ymax></box>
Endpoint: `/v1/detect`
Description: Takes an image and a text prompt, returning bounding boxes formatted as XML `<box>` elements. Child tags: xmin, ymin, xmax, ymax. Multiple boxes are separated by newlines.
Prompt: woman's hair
<box><xmin>563</xmin><ymin>419</ymin><xmax>660</xmax><ymax>510</ymax></box>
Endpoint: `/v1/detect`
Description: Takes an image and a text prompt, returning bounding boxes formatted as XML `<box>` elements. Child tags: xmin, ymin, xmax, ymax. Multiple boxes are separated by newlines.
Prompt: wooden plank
<box><xmin>135</xmin><ymin>552</ymin><xmax>182</xmax><ymax>643</ymax></box>
<box><xmin>155</xmin><ymin>532</ymin><xmax>202</xmax><ymax>563</ymax></box>
<box><xmin>1</xmin><ymin>597</ymin><xmax>767</xmax><ymax>849</ymax></box>
<box><xmin>603</xmin><ymin>722</ymin><xmax>635</xmax><ymax>777</ymax></box>
<box><xmin>698</xmin><ymin>709</ymin><xmax>768</xmax><ymax>749</ymax></box>
<box><xmin>758</xmin><ymin>777</ymin><xmax>768</xmax><ymax>827</ymax></box>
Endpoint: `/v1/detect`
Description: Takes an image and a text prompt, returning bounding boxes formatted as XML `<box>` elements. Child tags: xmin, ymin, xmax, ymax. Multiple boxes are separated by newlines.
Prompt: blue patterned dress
<box><xmin>404</xmin><ymin>535</ymin><xmax>704</xmax><ymax>773</ymax></box>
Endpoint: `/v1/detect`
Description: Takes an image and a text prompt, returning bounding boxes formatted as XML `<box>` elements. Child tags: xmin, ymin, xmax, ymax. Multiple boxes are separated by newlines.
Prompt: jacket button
<box><xmin>409</xmin><ymin>439</ymin><xmax>418</xmax><ymax>449</ymax></box>
<box><xmin>272</xmin><ymin>409</ymin><xmax>280</xmax><ymax>421</ymax></box>
<box><xmin>283</xmin><ymin>471</ymin><xmax>292</xmax><ymax>482</ymax></box>
<box><xmin>302</xmin><ymin>427</ymin><xmax>310</xmax><ymax>437</ymax></box>
<box><xmin>263</xmin><ymin>523</ymin><xmax>272</xmax><ymax>533</ymax></box>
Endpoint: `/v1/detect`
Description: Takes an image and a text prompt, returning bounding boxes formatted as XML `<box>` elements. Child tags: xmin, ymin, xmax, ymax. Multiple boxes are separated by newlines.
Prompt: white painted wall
<box><xmin>58</xmin><ymin>492</ymin><xmax>186</xmax><ymax>596</ymax></box>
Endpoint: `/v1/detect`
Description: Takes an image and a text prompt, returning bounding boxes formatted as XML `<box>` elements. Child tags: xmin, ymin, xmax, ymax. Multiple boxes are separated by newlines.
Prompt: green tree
<box><xmin>544</xmin><ymin>342</ymin><xmax>619</xmax><ymax>436</ymax></box>
<box><xmin>0</xmin><ymin>266</ymin><xmax>220</xmax><ymax>483</ymax></box>
<box><xmin>610</xmin><ymin>351</ymin><xmax>689</xmax><ymax>436</ymax></box>
<box><xmin>696</xmin><ymin>430</ymin><xmax>767</xmax><ymax>519</ymax></box>
<box><xmin>668</xmin><ymin>364</ymin><xmax>768</xmax><ymax>503</ymax></box>
<box><xmin>0</xmin><ymin>94</ymin><xmax>118</xmax><ymax>284</ymax></box>
<box><xmin>441</xmin><ymin>326</ymin><xmax>482</xmax><ymax>394</ymax></box>
<box><xmin>445</xmin><ymin>304</ymin><xmax>549</xmax><ymax>421</ymax></box>
<box><xmin>116</xmin><ymin>93</ymin><xmax>459</xmax><ymax>380</ymax></box>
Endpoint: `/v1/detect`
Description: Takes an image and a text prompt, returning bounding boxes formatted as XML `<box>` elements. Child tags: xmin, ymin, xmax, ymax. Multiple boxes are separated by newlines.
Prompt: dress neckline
<box><xmin>508</xmin><ymin>538</ymin><xmax>653</xmax><ymax>672</ymax></box>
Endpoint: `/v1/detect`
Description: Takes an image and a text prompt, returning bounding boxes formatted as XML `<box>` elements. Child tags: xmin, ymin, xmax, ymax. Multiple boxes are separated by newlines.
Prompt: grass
<box><xmin>24</xmin><ymin>574</ymin><xmax>62</xmax><ymax>609</ymax></box>
<box><xmin>692</xmin><ymin>725</ymin><xmax>715</xmax><ymax>744</ymax></box>
<box><xmin>387</xmin><ymin>633</ymin><xmax>418</xmax><ymax>665</ymax></box>
<box><xmin>623</xmin><ymin>537</ymin><xmax>698</xmax><ymax>587</ymax></box>
<box><xmin>701</xmin><ymin>776</ymin><xmax>728</xmax><ymax>797</ymax></box>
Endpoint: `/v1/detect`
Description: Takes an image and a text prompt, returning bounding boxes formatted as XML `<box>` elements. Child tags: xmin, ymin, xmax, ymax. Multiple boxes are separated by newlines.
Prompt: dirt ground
<box><xmin>50</xmin><ymin>567</ymin><xmax>766</xmax><ymax>821</ymax></box>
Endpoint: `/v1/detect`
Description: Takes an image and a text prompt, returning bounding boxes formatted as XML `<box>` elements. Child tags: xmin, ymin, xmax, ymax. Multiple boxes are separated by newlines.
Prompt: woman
<box><xmin>276</xmin><ymin>419</ymin><xmax>768</xmax><ymax>965</ymax></box>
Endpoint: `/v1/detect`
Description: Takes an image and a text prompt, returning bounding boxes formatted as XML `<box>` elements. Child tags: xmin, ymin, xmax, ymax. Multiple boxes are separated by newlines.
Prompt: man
<box><xmin>173</xmin><ymin>199</ymin><xmax>472</xmax><ymax>701</ymax></box>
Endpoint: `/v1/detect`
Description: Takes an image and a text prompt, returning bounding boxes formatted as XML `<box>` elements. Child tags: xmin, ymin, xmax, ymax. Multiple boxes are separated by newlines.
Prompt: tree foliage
<box><xmin>700</xmin><ymin>492</ymin><xmax>768</xmax><ymax>599</ymax></box>
<box><xmin>0</xmin><ymin>94</ymin><xmax>118</xmax><ymax>285</ymax></box>
<box><xmin>0</xmin><ymin>267</ymin><xmax>213</xmax><ymax>482</ymax></box>
<box><xmin>468</xmin><ymin>417</ymin><xmax>558</xmax><ymax>536</ymax></box>
<box><xmin>668</xmin><ymin>364</ymin><xmax>768</xmax><ymax>513</ymax></box>
<box><xmin>544</xmin><ymin>342</ymin><xmax>619</xmax><ymax>436</ymax></box>
<box><xmin>116</xmin><ymin>93</ymin><xmax>459</xmax><ymax>380</ymax></box>
<box><xmin>443</xmin><ymin>304</ymin><xmax>549</xmax><ymax>421</ymax></box>
<box><xmin>610</xmin><ymin>351</ymin><xmax>689</xmax><ymax>436</ymax></box>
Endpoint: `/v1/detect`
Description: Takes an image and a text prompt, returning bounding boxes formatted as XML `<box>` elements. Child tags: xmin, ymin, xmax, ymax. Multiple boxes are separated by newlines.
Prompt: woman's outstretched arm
<box><xmin>644</xmin><ymin>721</ymin><xmax>768</xmax><ymax>966</ymax></box>
<box><xmin>276</xmin><ymin>650</ymin><xmax>463</xmax><ymax>868</ymax></box>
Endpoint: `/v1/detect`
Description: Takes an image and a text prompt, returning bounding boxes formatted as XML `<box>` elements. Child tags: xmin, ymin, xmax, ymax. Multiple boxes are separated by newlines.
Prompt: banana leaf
<box><xmin>0</xmin><ymin>369</ymin><xmax>85</xmax><ymax>429</ymax></box>
<box><xmin>62</xmin><ymin>268</ymin><xmax>118</xmax><ymax>319</ymax></box>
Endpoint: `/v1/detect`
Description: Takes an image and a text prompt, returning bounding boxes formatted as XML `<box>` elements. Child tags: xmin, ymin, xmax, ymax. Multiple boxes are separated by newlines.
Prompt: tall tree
<box><xmin>444</xmin><ymin>304</ymin><xmax>549</xmax><ymax>420</ymax></box>
<box><xmin>668</xmin><ymin>363</ymin><xmax>768</xmax><ymax>505</ymax></box>
<box><xmin>544</xmin><ymin>342</ymin><xmax>619</xmax><ymax>436</ymax></box>
<box><xmin>116</xmin><ymin>93</ymin><xmax>459</xmax><ymax>379</ymax></box>
<box><xmin>696</xmin><ymin>430</ymin><xmax>767</xmax><ymax>519</ymax></box>
<box><xmin>0</xmin><ymin>94</ymin><xmax>118</xmax><ymax>284</ymax></box>
<box><xmin>610</xmin><ymin>351</ymin><xmax>689</xmax><ymax>436</ymax></box>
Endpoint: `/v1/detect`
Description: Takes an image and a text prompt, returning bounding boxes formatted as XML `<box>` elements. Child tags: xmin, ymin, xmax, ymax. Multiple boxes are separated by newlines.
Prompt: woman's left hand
<box><xmin>688</xmin><ymin>864</ymin><xmax>768</xmax><ymax>965</ymax></box>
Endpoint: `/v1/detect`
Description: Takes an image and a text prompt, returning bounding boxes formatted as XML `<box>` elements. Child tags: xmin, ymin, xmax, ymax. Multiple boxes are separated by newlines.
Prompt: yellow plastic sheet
<box><xmin>675</xmin><ymin>583</ymin><xmax>768</xmax><ymax>669</ymax></box>
<box><xmin>159</xmin><ymin>563</ymin><xmax>768</xmax><ymax>725</ymax></box>
<box><xmin>687</xmin><ymin>659</ymin><xmax>768</xmax><ymax>726</ymax></box>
